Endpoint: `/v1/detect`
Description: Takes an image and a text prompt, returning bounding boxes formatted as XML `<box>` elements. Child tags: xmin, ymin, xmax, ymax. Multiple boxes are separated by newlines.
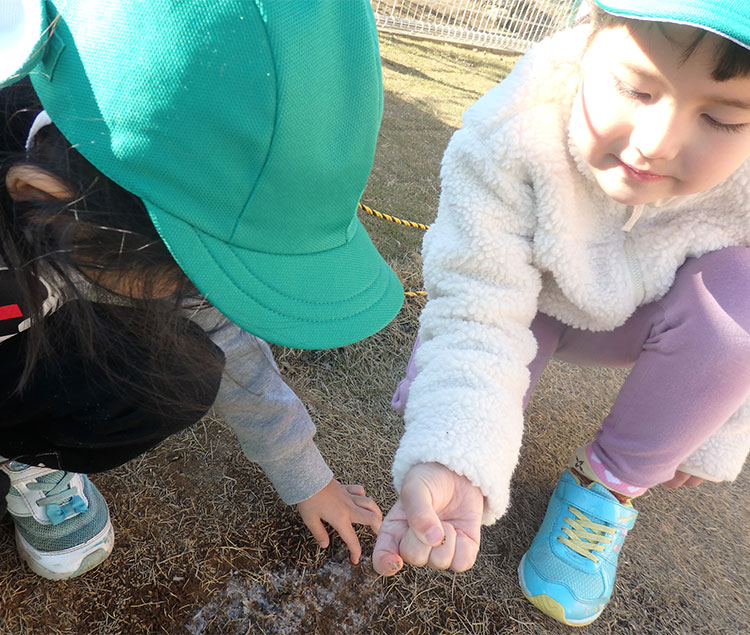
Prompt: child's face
<box><xmin>570</xmin><ymin>21</ymin><xmax>750</xmax><ymax>206</ymax></box>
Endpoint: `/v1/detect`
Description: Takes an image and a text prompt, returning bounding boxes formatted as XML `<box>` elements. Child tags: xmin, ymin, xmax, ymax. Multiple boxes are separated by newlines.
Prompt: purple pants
<box><xmin>393</xmin><ymin>247</ymin><xmax>750</xmax><ymax>489</ymax></box>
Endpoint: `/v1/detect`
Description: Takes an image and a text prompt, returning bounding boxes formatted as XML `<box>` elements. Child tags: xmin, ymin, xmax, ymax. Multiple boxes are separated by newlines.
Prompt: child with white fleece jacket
<box><xmin>373</xmin><ymin>0</ymin><xmax>750</xmax><ymax>626</ymax></box>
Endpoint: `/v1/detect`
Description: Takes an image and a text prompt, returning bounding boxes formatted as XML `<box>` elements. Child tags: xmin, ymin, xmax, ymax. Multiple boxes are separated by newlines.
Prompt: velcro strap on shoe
<box><xmin>559</xmin><ymin>480</ymin><xmax>638</xmax><ymax>529</ymax></box>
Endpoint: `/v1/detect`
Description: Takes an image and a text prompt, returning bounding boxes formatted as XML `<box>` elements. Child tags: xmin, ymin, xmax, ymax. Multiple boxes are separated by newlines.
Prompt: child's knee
<box><xmin>697</xmin><ymin>247</ymin><xmax>750</xmax><ymax>331</ymax></box>
<box><xmin>668</xmin><ymin>248</ymin><xmax>750</xmax><ymax>353</ymax></box>
<box><xmin>687</xmin><ymin>295</ymin><xmax>750</xmax><ymax>374</ymax></box>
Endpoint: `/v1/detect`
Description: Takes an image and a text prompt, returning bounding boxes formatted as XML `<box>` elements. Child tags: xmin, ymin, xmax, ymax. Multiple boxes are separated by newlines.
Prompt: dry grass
<box><xmin>1</xmin><ymin>34</ymin><xmax>748</xmax><ymax>634</ymax></box>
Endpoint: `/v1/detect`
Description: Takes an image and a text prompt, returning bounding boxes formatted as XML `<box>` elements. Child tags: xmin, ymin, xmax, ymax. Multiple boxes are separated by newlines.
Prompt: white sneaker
<box><xmin>1</xmin><ymin>462</ymin><xmax>114</xmax><ymax>580</ymax></box>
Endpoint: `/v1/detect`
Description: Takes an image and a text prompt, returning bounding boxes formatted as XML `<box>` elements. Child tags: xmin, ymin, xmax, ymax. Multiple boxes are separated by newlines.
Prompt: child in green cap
<box><xmin>374</xmin><ymin>0</ymin><xmax>750</xmax><ymax>626</ymax></box>
<box><xmin>0</xmin><ymin>1</ymin><xmax>402</xmax><ymax>580</ymax></box>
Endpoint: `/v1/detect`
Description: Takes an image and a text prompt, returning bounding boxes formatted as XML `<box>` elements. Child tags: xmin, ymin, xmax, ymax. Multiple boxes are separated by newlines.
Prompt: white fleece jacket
<box><xmin>392</xmin><ymin>25</ymin><xmax>750</xmax><ymax>525</ymax></box>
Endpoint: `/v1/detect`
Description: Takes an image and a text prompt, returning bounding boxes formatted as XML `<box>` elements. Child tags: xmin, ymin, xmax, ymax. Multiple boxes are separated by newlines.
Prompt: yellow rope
<box><xmin>358</xmin><ymin>202</ymin><xmax>430</xmax><ymax>231</ymax></box>
<box><xmin>357</xmin><ymin>202</ymin><xmax>429</xmax><ymax>300</ymax></box>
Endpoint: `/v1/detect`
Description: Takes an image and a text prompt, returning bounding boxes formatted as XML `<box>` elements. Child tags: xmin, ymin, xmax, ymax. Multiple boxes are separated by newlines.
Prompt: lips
<box><xmin>618</xmin><ymin>159</ymin><xmax>666</xmax><ymax>181</ymax></box>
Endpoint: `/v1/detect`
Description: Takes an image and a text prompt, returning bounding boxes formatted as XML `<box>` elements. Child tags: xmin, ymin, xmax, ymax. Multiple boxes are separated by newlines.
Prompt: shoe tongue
<box><xmin>37</xmin><ymin>472</ymin><xmax>74</xmax><ymax>505</ymax></box>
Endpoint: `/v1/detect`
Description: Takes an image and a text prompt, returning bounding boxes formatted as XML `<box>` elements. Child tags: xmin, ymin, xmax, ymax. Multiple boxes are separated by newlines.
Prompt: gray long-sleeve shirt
<box><xmin>186</xmin><ymin>304</ymin><xmax>333</xmax><ymax>504</ymax></box>
<box><xmin>0</xmin><ymin>255</ymin><xmax>333</xmax><ymax>505</ymax></box>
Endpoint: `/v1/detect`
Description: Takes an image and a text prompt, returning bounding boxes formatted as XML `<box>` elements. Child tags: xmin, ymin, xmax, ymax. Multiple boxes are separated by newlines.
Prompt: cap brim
<box><xmin>149</xmin><ymin>205</ymin><xmax>404</xmax><ymax>349</ymax></box>
<box><xmin>595</xmin><ymin>0</ymin><xmax>750</xmax><ymax>50</ymax></box>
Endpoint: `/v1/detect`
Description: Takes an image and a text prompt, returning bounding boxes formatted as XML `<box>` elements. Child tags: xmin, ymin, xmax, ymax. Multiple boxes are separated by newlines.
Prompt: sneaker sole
<box><xmin>15</xmin><ymin>521</ymin><xmax>115</xmax><ymax>581</ymax></box>
<box><xmin>518</xmin><ymin>553</ymin><xmax>603</xmax><ymax>627</ymax></box>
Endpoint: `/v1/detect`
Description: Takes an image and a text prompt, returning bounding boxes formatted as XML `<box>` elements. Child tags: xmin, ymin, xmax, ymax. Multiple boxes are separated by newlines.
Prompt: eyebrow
<box><xmin>710</xmin><ymin>97</ymin><xmax>750</xmax><ymax>110</ymax></box>
<box><xmin>620</xmin><ymin>63</ymin><xmax>660</xmax><ymax>82</ymax></box>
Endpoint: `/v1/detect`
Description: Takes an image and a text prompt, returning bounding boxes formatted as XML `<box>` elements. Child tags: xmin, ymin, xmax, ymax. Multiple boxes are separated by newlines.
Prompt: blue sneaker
<box><xmin>518</xmin><ymin>469</ymin><xmax>638</xmax><ymax>626</ymax></box>
<box><xmin>1</xmin><ymin>462</ymin><xmax>114</xmax><ymax>580</ymax></box>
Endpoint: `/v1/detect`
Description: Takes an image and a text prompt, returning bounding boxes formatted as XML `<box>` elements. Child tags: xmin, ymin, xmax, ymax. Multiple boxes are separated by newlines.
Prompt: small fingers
<box><xmin>663</xmin><ymin>472</ymin><xmax>706</xmax><ymax>489</ymax></box>
<box><xmin>303</xmin><ymin>516</ymin><xmax>330</xmax><ymax>549</ymax></box>
<box><xmin>350</xmin><ymin>504</ymin><xmax>383</xmax><ymax>535</ymax></box>
<box><xmin>684</xmin><ymin>475</ymin><xmax>706</xmax><ymax>487</ymax></box>
<box><xmin>345</xmin><ymin>484</ymin><xmax>366</xmax><ymax>496</ymax></box>
<box><xmin>374</xmin><ymin>550</ymin><xmax>403</xmax><ymax>576</ymax></box>
<box><xmin>399</xmin><ymin>526</ymin><xmax>434</xmax><ymax>567</ymax></box>
<box><xmin>330</xmin><ymin>520</ymin><xmax>362</xmax><ymax>564</ymax></box>
<box><xmin>373</xmin><ymin>514</ymin><xmax>407</xmax><ymax>576</ymax></box>
<box><xmin>427</xmin><ymin>523</ymin><xmax>456</xmax><ymax>570</ymax></box>
<box><xmin>400</xmin><ymin>473</ymin><xmax>445</xmax><ymax>547</ymax></box>
<box><xmin>451</xmin><ymin>531</ymin><xmax>480</xmax><ymax>572</ymax></box>
<box><xmin>349</xmin><ymin>496</ymin><xmax>383</xmax><ymax>533</ymax></box>
<box><xmin>352</xmin><ymin>494</ymin><xmax>382</xmax><ymax>517</ymax></box>
<box><xmin>662</xmin><ymin>472</ymin><xmax>690</xmax><ymax>488</ymax></box>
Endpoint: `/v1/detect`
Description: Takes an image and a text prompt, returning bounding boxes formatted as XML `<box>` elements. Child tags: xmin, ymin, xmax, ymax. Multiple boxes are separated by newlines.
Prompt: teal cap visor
<box><xmin>1</xmin><ymin>0</ymin><xmax>403</xmax><ymax>349</ymax></box>
<box><xmin>156</xmin><ymin>211</ymin><xmax>401</xmax><ymax>349</ymax></box>
<box><xmin>595</xmin><ymin>0</ymin><xmax>750</xmax><ymax>50</ymax></box>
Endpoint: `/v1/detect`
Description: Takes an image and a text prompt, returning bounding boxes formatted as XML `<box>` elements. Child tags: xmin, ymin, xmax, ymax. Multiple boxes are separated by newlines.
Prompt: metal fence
<box><xmin>370</xmin><ymin>0</ymin><xmax>578</xmax><ymax>53</ymax></box>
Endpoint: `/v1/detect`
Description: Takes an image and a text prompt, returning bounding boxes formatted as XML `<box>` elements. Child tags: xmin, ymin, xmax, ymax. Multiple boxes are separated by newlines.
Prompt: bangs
<box><xmin>711</xmin><ymin>36</ymin><xmax>750</xmax><ymax>81</ymax></box>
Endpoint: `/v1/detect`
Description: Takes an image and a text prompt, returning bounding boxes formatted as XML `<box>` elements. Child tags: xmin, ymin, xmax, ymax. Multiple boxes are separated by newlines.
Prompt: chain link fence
<box><xmin>370</xmin><ymin>0</ymin><xmax>578</xmax><ymax>53</ymax></box>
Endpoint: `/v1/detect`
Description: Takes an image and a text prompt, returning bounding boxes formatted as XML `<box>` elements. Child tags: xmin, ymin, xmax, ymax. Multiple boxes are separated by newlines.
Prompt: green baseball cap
<box><xmin>595</xmin><ymin>0</ymin><xmax>750</xmax><ymax>50</ymax></box>
<box><xmin>0</xmin><ymin>0</ymin><xmax>404</xmax><ymax>349</ymax></box>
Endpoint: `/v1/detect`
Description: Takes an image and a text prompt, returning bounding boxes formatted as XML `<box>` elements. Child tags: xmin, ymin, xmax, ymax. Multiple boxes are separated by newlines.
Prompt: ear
<box><xmin>5</xmin><ymin>164</ymin><xmax>73</xmax><ymax>201</ymax></box>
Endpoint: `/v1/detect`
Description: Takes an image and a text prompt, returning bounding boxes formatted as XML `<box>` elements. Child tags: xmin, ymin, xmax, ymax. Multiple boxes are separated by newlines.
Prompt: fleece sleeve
<box><xmin>392</xmin><ymin>117</ymin><xmax>542</xmax><ymax>525</ymax></box>
<box><xmin>186</xmin><ymin>305</ymin><xmax>332</xmax><ymax>505</ymax></box>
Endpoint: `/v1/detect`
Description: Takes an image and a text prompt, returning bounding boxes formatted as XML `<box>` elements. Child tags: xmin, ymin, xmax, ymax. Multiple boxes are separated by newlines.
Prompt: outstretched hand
<box><xmin>373</xmin><ymin>462</ymin><xmax>484</xmax><ymax>576</ymax></box>
<box><xmin>297</xmin><ymin>479</ymin><xmax>382</xmax><ymax>564</ymax></box>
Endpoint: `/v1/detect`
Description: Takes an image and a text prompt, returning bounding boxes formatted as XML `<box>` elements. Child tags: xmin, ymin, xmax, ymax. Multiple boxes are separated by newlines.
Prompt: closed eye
<box><xmin>613</xmin><ymin>77</ymin><xmax>650</xmax><ymax>102</ymax></box>
<box><xmin>702</xmin><ymin>114</ymin><xmax>749</xmax><ymax>134</ymax></box>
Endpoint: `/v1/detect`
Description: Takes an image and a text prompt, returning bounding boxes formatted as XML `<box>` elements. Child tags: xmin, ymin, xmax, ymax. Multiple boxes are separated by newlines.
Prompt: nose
<box><xmin>629</xmin><ymin>102</ymin><xmax>684</xmax><ymax>161</ymax></box>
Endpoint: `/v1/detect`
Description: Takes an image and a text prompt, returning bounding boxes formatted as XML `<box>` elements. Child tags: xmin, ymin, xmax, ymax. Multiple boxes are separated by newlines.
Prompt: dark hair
<box><xmin>0</xmin><ymin>78</ymin><xmax>222</xmax><ymax>411</ymax></box>
<box><xmin>589</xmin><ymin>5</ymin><xmax>750</xmax><ymax>81</ymax></box>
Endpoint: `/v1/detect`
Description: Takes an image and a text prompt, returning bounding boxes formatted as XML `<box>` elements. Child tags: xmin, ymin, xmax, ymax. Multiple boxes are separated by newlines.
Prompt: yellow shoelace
<box><xmin>559</xmin><ymin>506</ymin><xmax>616</xmax><ymax>562</ymax></box>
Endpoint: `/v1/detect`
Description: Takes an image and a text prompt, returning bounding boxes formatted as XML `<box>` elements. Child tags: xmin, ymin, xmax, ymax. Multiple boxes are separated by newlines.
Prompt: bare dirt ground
<box><xmin>1</xmin><ymin>34</ymin><xmax>748</xmax><ymax>634</ymax></box>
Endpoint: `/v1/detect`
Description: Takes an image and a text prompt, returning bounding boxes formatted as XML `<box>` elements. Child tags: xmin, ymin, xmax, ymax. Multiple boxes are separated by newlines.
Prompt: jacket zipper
<box><xmin>623</xmin><ymin>216</ymin><xmax>645</xmax><ymax>306</ymax></box>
